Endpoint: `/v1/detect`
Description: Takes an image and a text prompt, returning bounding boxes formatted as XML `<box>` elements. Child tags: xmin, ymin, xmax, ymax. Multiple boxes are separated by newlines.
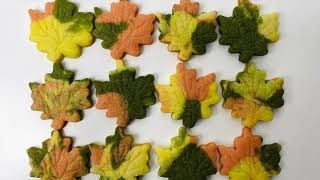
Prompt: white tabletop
<box><xmin>0</xmin><ymin>0</ymin><xmax>319</xmax><ymax>179</ymax></box>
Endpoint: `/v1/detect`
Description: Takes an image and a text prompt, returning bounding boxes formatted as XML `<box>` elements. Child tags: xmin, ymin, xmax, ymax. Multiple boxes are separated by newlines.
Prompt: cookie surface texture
<box><xmin>94</xmin><ymin>60</ymin><xmax>156</xmax><ymax>127</ymax></box>
<box><xmin>218</xmin><ymin>0</ymin><xmax>280</xmax><ymax>63</ymax></box>
<box><xmin>29</xmin><ymin>63</ymin><xmax>92</xmax><ymax>130</ymax></box>
<box><xmin>156</xmin><ymin>0</ymin><xmax>218</xmax><ymax>61</ymax></box>
<box><xmin>156</xmin><ymin>63</ymin><xmax>220</xmax><ymax>128</ymax></box>
<box><xmin>155</xmin><ymin>127</ymin><xmax>217</xmax><ymax>180</ymax></box>
<box><xmin>218</xmin><ymin>127</ymin><xmax>282</xmax><ymax>179</ymax></box>
<box><xmin>89</xmin><ymin>126</ymin><xmax>151</xmax><ymax>180</ymax></box>
<box><xmin>28</xmin><ymin>0</ymin><xmax>94</xmax><ymax>62</ymax></box>
<box><xmin>93</xmin><ymin>0</ymin><xmax>156</xmax><ymax>59</ymax></box>
<box><xmin>27</xmin><ymin>130</ymin><xmax>90</xmax><ymax>179</ymax></box>
<box><xmin>220</xmin><ymin>63</ymin><xmax>284</xmax><ymax>128</ymax></box>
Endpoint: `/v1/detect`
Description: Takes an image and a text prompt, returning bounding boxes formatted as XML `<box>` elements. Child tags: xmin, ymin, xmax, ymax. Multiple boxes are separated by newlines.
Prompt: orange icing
<box><xmin>96</xmin><ymin>93</ymin><xmax>129</xmax><ymax>127</ymax></box>
<box><xmin>173</xmin><ymin>0</ymin><xmax>200</xmax><ymax>16</ymax></box>
<box><xmin>217</xmin><ymin>128</ymin><xmax>262</xmax><ymax>175</ymax></box>
<box><xmin>29</xmin><ymin>2</ymin><xmax>55</xmax><ymax>21</ymax></box>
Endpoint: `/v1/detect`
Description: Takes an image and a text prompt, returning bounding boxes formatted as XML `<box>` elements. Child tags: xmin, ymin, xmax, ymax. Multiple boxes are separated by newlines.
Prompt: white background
<box><xmin>0</xmin><ymin>0</ymin><xmax>319</xmax><ymax>179</ymax></box>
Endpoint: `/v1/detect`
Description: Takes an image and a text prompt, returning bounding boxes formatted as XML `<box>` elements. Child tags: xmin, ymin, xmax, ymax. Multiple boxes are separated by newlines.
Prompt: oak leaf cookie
<box><xmin>218</xmin><ymin>128</ymin><xmax>282</xmax><ymax>179</ymax></box>
<box><xmin>93</xmin><ymin>60</ymin><xmax>156</xmax><ymax>127</ymax></box>
<box><xmin>156</xmin><ymin>63</ymin><xmax>220</xmax><ymax>128</ymax></box>
<box><xmin>89</xmin><ymin>126</ymin><xmax>151</xmax><ymax>180</ymax></box>
<box><xmin>28</xmin><ymin>0</ymin><xmax>94</xmax><ymax>62</ymax></box>
<box><xmin>221</xmin><ymin>63</ymin><xmax>284</xmax><ymax>128</ymax></box>
<box><xmin>93</xmin><ymin>0</ymin><xmax>156</xmax><ymax>59</ymax></box>
<box><xmin>27</xmin><ymin>130</ymin><xmax>90</xmax><ymax>179</ymax></box>
<box><xmin>29</xmin><ymin>63</ymin><xmax>92</xmax><ymax>130</ymax></box>
<box><xmin>155</xmin><ymin>127</ymin><xmax>217</xmax><ymax>180</ymax></box>
<box><xmin>156</xmin><ymin>0</ymin><xmax>218</xmax><ymax>61</ymax></box>
<box><xmin>218</xmin><ymin>0</ymin><xmax>280</xmax><ymax>63</ymax></box>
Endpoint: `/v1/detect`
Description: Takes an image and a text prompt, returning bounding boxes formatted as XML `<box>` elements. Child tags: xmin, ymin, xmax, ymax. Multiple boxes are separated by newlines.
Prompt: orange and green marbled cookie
<box><xmin>27</xmin><ymin>130</ymin><xmax>90</xmax><ymax>179</ymax></box>
<box><xmin>156</xmin><ymin>63</ymin><xmax>220</xmax><ymax>128</ymax></box>
<box><xmin>89</xmin><ymin>127</ymin><xmax>151</xmax><ymax>180</ymax></box>
<box><xmin>93</xmin><ymin>0</ymin><xmax>156</xmax><ymax>59</ymax></box>
<box><xmin>28</xmin><ymin>0</ymin><xmax>94</xmax><ymax>62</ymax></box>
<box><xmin>93</xmin><ymin>60</ymin><xmax>156</xmax><ymax>127</ymax></box>
<box><xmin>29</xmin><ymin>63</ymin><xmax>92</xmax><ymax>130</ymax></box>
<box><xmin>218</xmin><ymin>128</ymin><xmax>282</xmax><ymax>180</ymax></box>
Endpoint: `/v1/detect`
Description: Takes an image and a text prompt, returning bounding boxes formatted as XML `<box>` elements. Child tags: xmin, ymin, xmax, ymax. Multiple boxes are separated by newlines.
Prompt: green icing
<box><xmin>27</xmin><ymin>147</ymin><xmax>47</xmax><ymax>177</ymax></box>
<box><xmin>79</xmin><ymin>145</ymin><xmax>91</xmax><ymax>170</ymax></box>
<box><xmin>260</xmin><ymin>143</ymin><xmax>282</xmax><ymax>176</ymax></box>
<box><xmin>53</xmin><ymin>0</ymin><xmax>78</xmax><ymax>23</ymax></box>
<box><xmin>155</xmin><ymin>128</ymin><xmax>194</xmax><ymax>176</ymax></box>
<box><xmin>162</xmin><ymin>144</ymin><xmax>217</xmax><ymax>180</ymax></box>
<box><xmin>99</xmin><ymin>177</ymin><xmax>125</xmax><ymax>180</ymax></box>
<box><xmin>53</xmin><ymin>0</ymin><xmax>94</xmax><ymax>32</ymax></box>
<box><xmin>191</xmin><ymin>22</ymin><xmax>217</xmax><ymax>55</ymax></box>
<box><xmin>180</xmin><ymin>100</ymin><xmax>202</xmax><ymax>128</ymax></box>
<box><xmin>93</xmin><ymin>7</ymin><xmax>128</xmax><ymax>49</ymax></box>
<box><xmin>232</xmin><ymin>63</ymin><xmax>284</xmax><ymax>103</ymax></box>
<box><xmin>156</xmin><ymin>127</ymin><xmax>217</xmax><ymax>179</ymax></box>
<box><xmin>94</xmin><ymin>7</ymin><xmax>104</xmax><ymax>16</ymax></box>
<box><xmin>94</xmin><ymin>67</ymin><xmax>156</xmax><ymax>124</ymax></box>
<box><xmin>105</xmin><ymin>127</ymin><xmax>133</xmax><ymax>169</ymax></box>
<box><xmin>157</xmin><ymin>14</ymin><xmax>171</xmax><ymax>40</ymax></box>
<box><xmin>220</xmin><ymin>80</ymin><xmax>241</xmax><ymax>102</ymax></box>
<box><xmin>217</xmin><ymin>2</ymin><xmax>270</xmax><ymax>63</ymax></box>
<box><xmin>93</xmin><ymin>22</ymin><xmax>128</xmax><ymax>49</ymax></box>
<box><xmin>69</xmin><ymin>12</ymin><xmax>95</xmax><ymax>32</ymax></box>
<box><xmin>222</xmin><ymin>63</ymin><xmax>284</xmax><ymax>106</ymax></box>
<box><xmin>263</xmin><ymin>88</ymin><xmax>284</xmax><ymax>109</ymax></box>
<box><xmin>48</xmin><ymin>63</ymin><xmax>74</xmax><ymax>82</ymax></box>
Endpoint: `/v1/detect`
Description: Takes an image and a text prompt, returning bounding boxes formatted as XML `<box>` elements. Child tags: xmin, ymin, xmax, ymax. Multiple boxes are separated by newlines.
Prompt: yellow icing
<box><xmin>258</xmin><ymin>13</ymin><xmax>280</xmax><ymax>42</ymax></box>
<box><xmin>30</xmin><ymin>15</ymin><xmax>93</xmax><ymax>62</ymax></box>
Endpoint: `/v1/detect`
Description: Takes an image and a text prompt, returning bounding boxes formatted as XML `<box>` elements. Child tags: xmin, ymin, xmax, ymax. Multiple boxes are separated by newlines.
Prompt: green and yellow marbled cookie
<box><xmin>156</xmin><ymin>0</ymin><xmax>218</xmax><ymax>61</ymax></box>
<box><xmin>218</xmin><ymin>0</ymin><xmax>280</xmax><ymax>63</ymax></box>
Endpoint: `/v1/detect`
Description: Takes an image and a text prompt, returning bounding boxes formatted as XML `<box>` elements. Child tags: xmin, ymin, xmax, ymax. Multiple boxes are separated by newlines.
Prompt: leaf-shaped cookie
<box><xmin>28</xmin><ymin>0</ymin><xmax>94</xmax><ymax>62</ymax></box>
<box><xmin>94</xmin><ymin>60</ymin><xmax>156</xmax><ymax>126</ymax></box>
<box><xmin>29</xmin><ymin>63</ymin><xmax>92</xmax><ymax>130</ymax></box>
<box><xmin>218</xmin><ymin>0</ymin><xmax>280</xmax><ymax>63</ymax></box>
<box><xmin>93</xmin><ymin>0</ymin><xmax>156</xmax><ymax>59</ymax></box>
<box><xmin>221</xmin><ymin>63</ymin><xmax>284</xmax><ymax>127</ymax></box>
<box><xmin>156</xmin><ymin>63</ymin><xmax>220</xmax><ymax>128</ymax></box>
<box><xmin>27</xmin><ymin>130</ymin><xmax>90</xmax><ymax>180</ymax></box>
<box><xmin>155</xmin><ymin>127</ymin><xmax>217</xmax><ymax>180</ymax></box>
<box><xmin>156</xmin><ymin>0</ymin><xmax>218</xmax><ymax>61</ymax></box>
<box><xmin>89</xmin><ymin>127</ymin><xmax>151</xmax><ymax>180</ymax></box>
<box><xmin>218</xmin><ymin>128</ymin><xmax>282</xmax><ymax>179</ymax></box>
